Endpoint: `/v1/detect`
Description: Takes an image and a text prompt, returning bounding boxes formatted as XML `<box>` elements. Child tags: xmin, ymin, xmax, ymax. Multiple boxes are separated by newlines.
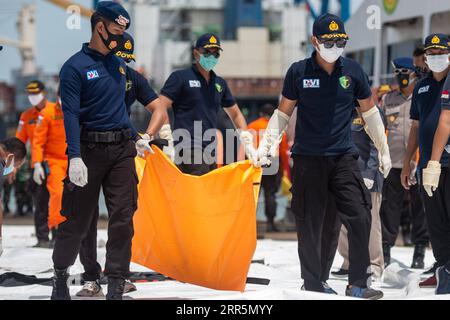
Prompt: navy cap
<box><xmin>195</xmin><ymin>33</ymin><xmax>223</xmax><ymax>51</ymax></box>
<box><xmin>313</xmin><ymin>13</ymin><xmax>348</xmax><ymax>41</ymax></box>
<box><xmin>26</xmin><ymin>80</ymin><xmax>45</xmax><ymax>94</ymax></box>
<box><xmin>392</xmin><ymin>57</ymin><xmax>415</xmax><ymax>71</ymax></box>
<box><xmin>96</xmin><ymin>1</ymin><xmax>131</xmax><ymax>30</ymax></box>
<box><xmin>424</xmin><ymin>33</ymin><xmax>450</xmax><ymax>51</ymax></box>
<box><xmin>115</xmin><ymin>32</ymin><xmax>135</xmax><ymax>62</ymax></box>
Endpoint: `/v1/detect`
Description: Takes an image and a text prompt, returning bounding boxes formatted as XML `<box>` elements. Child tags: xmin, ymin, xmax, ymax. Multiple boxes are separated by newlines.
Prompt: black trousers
<box><xmin>380</xmin><ymin>168</ymin><xmax>429</xmax><ymax>247</ymax></box>
<box><xmin>261</xmin><ymin>169</ymin><xmax>282</xmax><ymax>222</ymax></box>
<box><xmin>29</xmin><ymin>177</ymin><xmax>50</xmax><ymax>241</ymax></box>
<box><xmin>52</xmin><ymin>140</ymin><xmax>138</xmax><ymax>279</ymax></box>
<box><xmin>291</xmin><ymin>154</ymin><xmax>372</xmax><ymax>291</ymax></box>
<box><xmin>421</xmin><ymin>168</ymin><xmax>450</xmax><ymax>270</ymax></box>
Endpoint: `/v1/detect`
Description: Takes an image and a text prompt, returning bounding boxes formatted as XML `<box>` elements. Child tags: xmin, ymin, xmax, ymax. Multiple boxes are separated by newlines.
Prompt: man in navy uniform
<box><xmin>159</xmin><ymin>33</ymin><xmax>257</xmax><ymax>175</ymax></box>
<box><xmin>403</xmin><ymin>33</ymin><xmax>450</xmax><ymax>294</ymax></box>
<box><xmin>256</xmin><ymin>14</ymin><xmax>389</xmax><ymax>299</ymax></box>
<box><xmin>51</xmin><ymin>2</ymin><xmax>165</xmax><ymax>300</ymax></box>
<box><xmin>76</xmin><ymin>32</ymin><xmax>168</xmax><ymax>298</ymax></box>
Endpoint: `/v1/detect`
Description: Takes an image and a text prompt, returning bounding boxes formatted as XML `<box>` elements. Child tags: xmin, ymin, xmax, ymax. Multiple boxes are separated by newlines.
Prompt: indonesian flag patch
<box><xmin>442</xmin><ymin>90</ymin><xmax>450</xmax><ymax>100</ymax></box>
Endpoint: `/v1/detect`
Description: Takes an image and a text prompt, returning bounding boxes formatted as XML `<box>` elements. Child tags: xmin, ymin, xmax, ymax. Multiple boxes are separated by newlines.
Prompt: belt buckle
<box><xmin>108</xmin><ymin>133</ymin><xmax>116</xmax><ymax>143</ymax></box>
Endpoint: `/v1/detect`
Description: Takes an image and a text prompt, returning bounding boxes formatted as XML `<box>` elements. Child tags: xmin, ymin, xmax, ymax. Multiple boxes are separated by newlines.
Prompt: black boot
<box><xmin>51</xmin><ymin>268</ymin><xmax>71</xmax><ymax>300</ymax></box>
<box><xmin>383</xmin><ymin>244</ymin><xmax>391</xmax><ymax>268</ymax></box>
<box><xmin>411</xmin><ymin>244</ymin><xmax>426</xmax><ymax>269</ymax></box>
<box><xmin>106</xmin><ymin>277</ymin><xmax>125</xmax><ymax>300</ymax></box>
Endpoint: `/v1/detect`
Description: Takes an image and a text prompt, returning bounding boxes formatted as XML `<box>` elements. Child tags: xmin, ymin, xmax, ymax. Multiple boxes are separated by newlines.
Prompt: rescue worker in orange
<box><xmin>32</xmin><ymin>88</ymin><xmax>67</xmax><ymax>237</ymax></box>
<box><xmin>248</xmin><ymin>103</ymin><xmax>289</xmax><ymax>232</ymax></box>
<box><xmin>16</xmin><ymin>80</ymin><xmax>52</xmax><ymax>247</ymax></box>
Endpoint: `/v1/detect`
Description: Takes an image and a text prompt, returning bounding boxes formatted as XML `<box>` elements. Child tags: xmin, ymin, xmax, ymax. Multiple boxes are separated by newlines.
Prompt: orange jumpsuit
<box><xmin>32</xmin><ymin>102</ymin><xmax>67</xmax><ymax>229</ymax></box>
<box><xmin>248</xmin><ymin>117</ymin><xmax>290</xmax><ymax>175</ymax></box>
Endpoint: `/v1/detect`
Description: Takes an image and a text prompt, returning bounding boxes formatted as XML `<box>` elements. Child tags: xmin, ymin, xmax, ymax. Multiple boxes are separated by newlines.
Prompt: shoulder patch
<box><xmin>189</xmin><ymin>80</ymin><xmax>201</xmax><ymax>88</ymax></box>
<box><xmin>86</xmin><ymin>70</ymin><xmax>99</xmax><ymax>80</ymax></box>
<box><xmin>418</xmin><ymin>85</ymin><xmax>430</xmax><ymax>94</ymax></box>
<box><xmin>126</xmin><ymin>80</ymin><xmax>133</xmax><ymax>92</ymax></box>
<box><xmin>442</xmin><ymin>90</ymin><xmax>450</xmax><ymax>100</ymax></box>
<box><xmin>303</xmin><ymin>79</ymin><xmax>320</xmax><ymax>89</ymax></box>
<box><xmin>339</xmin><ymin>76</ymin><xmax>351</xmax><ymax>89</ymax></box>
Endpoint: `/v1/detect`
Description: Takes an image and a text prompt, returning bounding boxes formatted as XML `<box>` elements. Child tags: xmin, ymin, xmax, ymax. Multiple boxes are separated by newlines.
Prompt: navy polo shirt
<box><xmin>160</xmin><ymin>64</ymin><xmax>236</xmax><ymax>148</ymax></box>
<box><xmin>410</xmin><ymin>74</ymin><xmax>449</xmax><ymax>169</ymax></box>
<box><xmin>282</xmin><ymin>52</ymin><xmax>372</xmax><ymax>156</ymax></box>
<box><xmin>125</xmin><ymin>67</ymin><xmax>158</xmax><ymax>115</ymax></box>
<box><xmin>60</xmin><ymin>43</ymin><xmax>138</xmax><ymax>159</ymax></box>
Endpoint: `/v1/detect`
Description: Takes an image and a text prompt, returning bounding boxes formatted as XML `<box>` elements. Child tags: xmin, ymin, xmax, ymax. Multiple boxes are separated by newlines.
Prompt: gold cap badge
<box><xmin>329</xmin><ymin>21</ymin><xmax>339</xmax><ymax>31</ymax></box>
<box><xmin>209</xmin><ymin>36</ymin><xmax>217</xmax><ymax>44</ymax></box>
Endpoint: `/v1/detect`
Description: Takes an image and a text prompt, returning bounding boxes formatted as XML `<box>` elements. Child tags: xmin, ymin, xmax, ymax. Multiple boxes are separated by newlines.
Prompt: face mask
<box><xmin>425</xmin><ymin>54</ymin><xmax>450</xmax><ymax>73</ymax></box>
<box><xmin>396</xmin><ymin>74</ymin><xmax>412</xmax><ymax>88</ymax></box>
<box><xmin>28</xmin><ymin>93</ymin><xmax>44</xmax><ymax>106</ymax></box>
<box><xmin>317</xmin><ymin>43</ymin><xmax>344</xmax><ymax>64</ymax></box>
<box><xmin>99</xmin><ymin>23</ymin><xmax>124</xmax><ymax>52</ymax></box>
<box><xmin>199</xmin><ymin>54</ymin><xmax>219</xmax><ymax>72</ymax></box>
<box><xmin>1</xmin><ymin>155</ymin><xmax>14</xmax><ymax>176</ymax></box>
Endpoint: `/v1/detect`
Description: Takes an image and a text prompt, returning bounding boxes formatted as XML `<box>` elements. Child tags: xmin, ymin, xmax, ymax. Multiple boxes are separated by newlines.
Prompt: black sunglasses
<box><xmin>320</xmin><ymin>39</ymin><xmax>347</xmax><ymax>49</ymax></box>
<box><xmin>394</xmin><ymin>68</ymin><xmax>411</xmax><ymax>75</ymax></box>
<box><xmin>201</xmin><ymin>49</ymin><xmax>221</xmax><ymax>59</ymax></box>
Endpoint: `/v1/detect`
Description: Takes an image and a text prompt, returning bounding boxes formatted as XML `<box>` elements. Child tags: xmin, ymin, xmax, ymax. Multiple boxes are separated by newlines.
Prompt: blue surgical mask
<box><xmin>199</xmin><ymin>54</ymin><xmax>219</xmax><ymax>72</ymax></box>
<box><xmin>1</xmin><ymin>156</ymin><xmax>14</xmax><ymax>176</ymax></box>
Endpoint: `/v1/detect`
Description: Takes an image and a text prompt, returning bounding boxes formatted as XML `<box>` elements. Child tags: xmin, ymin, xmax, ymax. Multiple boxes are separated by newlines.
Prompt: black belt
<box><xmin>81</xmin><ymin>128</ymin><xmax>132</xmax><ymax>143</ymax></box>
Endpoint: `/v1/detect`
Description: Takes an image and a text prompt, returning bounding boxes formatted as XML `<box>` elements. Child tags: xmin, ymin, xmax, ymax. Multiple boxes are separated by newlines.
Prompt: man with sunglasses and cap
<box><xmin>16</xmin><ymin>80</ymin><xmax>53</xmax><ymax>248</ymax></box>
<box><xmin>75</xmin><ymin>32</ymin><xmax>169</xmax><ymax>298</ymax></box>
<box><xmin>159</xmin><ymin>33</ymin><xmax>257</xmax><ymax>176</ymax></box>
<box><xmin>0</xmin><ymin>138</ymin><xmax>27</xmax><ymax>258</ymax></box>
<box><xmin>115</xmin><ymin>32</ymin><xmax>173</xmax><ymax>159</ymax></box>
<box><xmin>255</xmin><ymin>13</ymin><xmax>389</xmax><ymax>299</ymax></box>
<box><xmin>379</xmin><ymin>57</ymin><xmax>429</xmax><ymax>270</ymax></box>
<box><xmin>411</xmin><ymin>34</ymin><xmax>450</xmax><ymax>294</ymax></box>
<box><xmin>51</xmin><ymin>2</ymin><xmax>165</xmax><ymax>300</ymax></box>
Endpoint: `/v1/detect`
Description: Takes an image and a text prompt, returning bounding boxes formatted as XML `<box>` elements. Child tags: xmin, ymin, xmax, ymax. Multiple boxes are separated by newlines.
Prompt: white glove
<box><xmin>378</xmin><ymin>151</ymin><xmax>392</xmax><ymax>179</ymax></box>
<box><xmin>256</xmin><ymin>110</ymin><xmax>290</xmax><ymax>165</ymax></box>
<box><xmin>136</xmin><ymin>133</ymin><xmax>154</xmax><ymax>158</ymax></box>
<box><xmin>423</xmin><ymin>161</ymin><xmax>441</xmax><ymax>197</ymax></box>
<box><xmin>0</xmin><ymin>238</ymin><xmax>3</xmax><ymax>257</ymax></box>
<box><xmin>159</xmin><ymin>124</ymin><xmax>175</xmax><ymax>161</ymax></box>
<box><xmin>363</xmin><ymin>178</ymin><xmax>374</xmax><ymax>190</ymax></box>
<box><xmin>33</xmin><ymin>162</ymin><xmax>45</xmax><ymax>185</ymax></box>
<box><xmin>362</xmin><ymin>107</ymin><xmax>392</xmax><ymax>178</ymax></box>
<box><xmin>69</xmin><ymin>157</ymin><xmax>88</xmax><ymax>187</ymax></box>
<box><xmin>239</xmin><ymin>131</ymin><xmax>259</xmax><ymax>166</ymax></box>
